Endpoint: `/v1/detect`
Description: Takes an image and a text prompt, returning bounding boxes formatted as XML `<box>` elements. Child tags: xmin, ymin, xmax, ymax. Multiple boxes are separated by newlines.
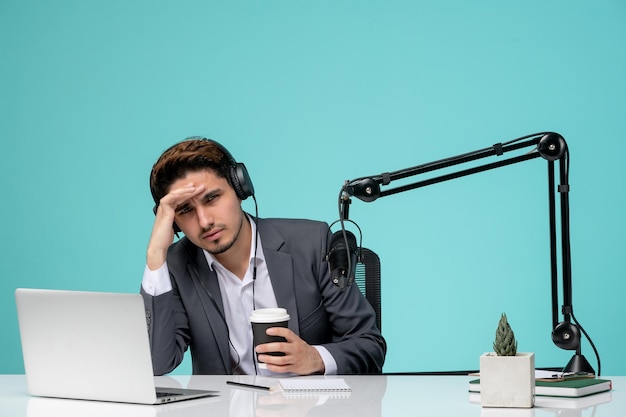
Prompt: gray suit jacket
<box><xmin>141</xmin><ymin>217</ymin><xmax>386</xmax><ymax>375</ymax></box>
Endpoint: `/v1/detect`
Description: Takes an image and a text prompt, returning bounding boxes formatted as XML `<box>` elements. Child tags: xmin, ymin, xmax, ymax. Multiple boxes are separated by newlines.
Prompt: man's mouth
<box><xmin>201</xmin><ymin>228</ymin><xmax>223</xmax><ymax>241</ymax></box>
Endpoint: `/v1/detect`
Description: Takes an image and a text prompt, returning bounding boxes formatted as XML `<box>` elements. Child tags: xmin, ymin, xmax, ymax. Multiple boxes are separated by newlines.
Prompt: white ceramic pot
<box><xmin>479</xmin><ymin>352</ymin><xmax>535</xmax><ymax>408</ymax></box>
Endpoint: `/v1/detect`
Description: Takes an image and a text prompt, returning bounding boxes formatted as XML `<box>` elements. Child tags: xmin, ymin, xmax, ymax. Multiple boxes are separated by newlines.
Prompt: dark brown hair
<box><xmin>149</xmin><ymin>137</ymin><xmax>233</xmax><ymax>205</ymax></box>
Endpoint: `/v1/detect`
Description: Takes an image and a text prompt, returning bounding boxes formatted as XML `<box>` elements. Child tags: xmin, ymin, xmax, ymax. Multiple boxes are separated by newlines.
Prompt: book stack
<box><xmin>469</xmin><ymin>377</ymin><xmax>612</xmax><ymax>409</ymax></box>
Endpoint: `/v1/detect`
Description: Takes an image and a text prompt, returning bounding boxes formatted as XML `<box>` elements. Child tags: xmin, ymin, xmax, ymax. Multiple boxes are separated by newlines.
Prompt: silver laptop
<box><xmin>15</xmin><ymin>288</ymin><xmax>218</xmax><ymax>405</ymax></box>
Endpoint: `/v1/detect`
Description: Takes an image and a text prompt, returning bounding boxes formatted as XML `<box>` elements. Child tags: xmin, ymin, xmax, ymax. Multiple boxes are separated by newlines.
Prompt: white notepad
<box><xmin>278</xmin><ymin>378</ymin><xmax>351</xmax><ymax>392</ymax></box>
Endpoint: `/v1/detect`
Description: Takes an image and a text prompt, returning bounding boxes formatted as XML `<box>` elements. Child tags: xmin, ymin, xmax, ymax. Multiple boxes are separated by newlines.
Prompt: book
<box><xmin>468</xmin><ymin>377</ymin><xmax>612</xmax><ymax>398</ymax></box>
<box><xmin>469</xmin><ymin>390</ymin><xmax>612</xmax><ymax>409</ymax></box>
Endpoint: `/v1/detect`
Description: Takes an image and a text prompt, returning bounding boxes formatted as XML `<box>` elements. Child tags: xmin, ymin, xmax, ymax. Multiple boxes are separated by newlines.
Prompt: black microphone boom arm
<box><xmin>340</xmin><ymin>132</ymin><xmax>598</xmax><ymax>375</ymax></box>
<box><xmin>346</xmin><ymin>134</ymin><xmax>558</xmax><ymax>202</ymax></box>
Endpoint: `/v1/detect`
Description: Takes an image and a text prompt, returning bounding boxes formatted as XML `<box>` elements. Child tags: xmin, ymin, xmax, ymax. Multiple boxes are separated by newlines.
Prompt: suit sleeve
<box><xmin>140</xmin><ymin>271</ymin><xmax>190</xmax><ymax>376</ymax></box>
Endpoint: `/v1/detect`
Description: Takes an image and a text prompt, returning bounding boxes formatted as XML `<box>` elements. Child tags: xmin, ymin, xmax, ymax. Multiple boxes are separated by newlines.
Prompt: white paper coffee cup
<box><xmin>249</xmin><ymin>308</ymin><xmax>290</xmax><ymax>369</ymax></box>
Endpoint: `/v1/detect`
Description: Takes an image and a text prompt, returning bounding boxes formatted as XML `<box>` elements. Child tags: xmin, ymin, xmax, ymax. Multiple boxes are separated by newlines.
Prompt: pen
<box><xmin>226</xmin><ymin>380</ymin><xmax>272</xmax><ymax>391</ymax></box>
<box><xmin>549</xmin><ymin>372</ymin><xmax>595</xmax><ymax>380</ymax></box>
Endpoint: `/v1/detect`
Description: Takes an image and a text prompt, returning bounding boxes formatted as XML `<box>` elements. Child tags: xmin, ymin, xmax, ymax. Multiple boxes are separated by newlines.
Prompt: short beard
<box><xmin>205</xmin><ymin>211</ymin><xmax>245</xmax><ymax>255</ymax></box>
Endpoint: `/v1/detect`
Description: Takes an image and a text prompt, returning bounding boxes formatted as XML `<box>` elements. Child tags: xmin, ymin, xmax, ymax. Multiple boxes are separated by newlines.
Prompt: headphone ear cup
<box><xmin>230</xmin><ymin>162</ymin><xmax>254</xmax><ymax>200</ymax></box>
<box><xmin>552</xmin><ymin>321</ymin><xmax>581</xmax><ymax>350</ymax></box>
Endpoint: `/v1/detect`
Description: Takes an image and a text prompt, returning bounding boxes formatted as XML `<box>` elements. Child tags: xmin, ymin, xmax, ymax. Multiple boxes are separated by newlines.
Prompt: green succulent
<box><xmin>493</xmin><ymin>313</ymin><xmax>518</xmax><ymax>356</ymax></box>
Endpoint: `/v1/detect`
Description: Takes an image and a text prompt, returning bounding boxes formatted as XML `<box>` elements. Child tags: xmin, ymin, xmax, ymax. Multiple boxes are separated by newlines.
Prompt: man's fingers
<box><xmin>160</xmin><ymin>183</ymin><xmax>205</xmax><ymax>211</ymax></box>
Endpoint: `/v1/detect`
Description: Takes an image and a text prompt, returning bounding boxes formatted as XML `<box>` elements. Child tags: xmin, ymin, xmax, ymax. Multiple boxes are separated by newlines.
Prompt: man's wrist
<box><xmin>146</xmin><ymin>248</ymin><xmax>167</xmax><ymax>271</ymax></box>
<box><xmin>313</xmin><ymin>346</ymin><xmax>337</xmax><ymax>375</ymax></box>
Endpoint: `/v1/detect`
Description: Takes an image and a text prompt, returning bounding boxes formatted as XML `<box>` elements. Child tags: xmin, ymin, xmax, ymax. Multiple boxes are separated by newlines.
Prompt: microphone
<box><xmin>327</xmin><ymin>229</ymin><xmax>359</xmax><ymax>290</ymax></box>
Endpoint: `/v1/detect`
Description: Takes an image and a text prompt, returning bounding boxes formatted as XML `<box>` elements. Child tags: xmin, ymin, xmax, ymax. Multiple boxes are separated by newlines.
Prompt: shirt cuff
<box><xmin>314</xmin><ymin>346</ymin><xmax>337</xmax><ymax>375</ymax></box>
<box><xmin>141</xmin><ymin>263</ymin><xmax>173</xmax><ymax>296</ymax></box>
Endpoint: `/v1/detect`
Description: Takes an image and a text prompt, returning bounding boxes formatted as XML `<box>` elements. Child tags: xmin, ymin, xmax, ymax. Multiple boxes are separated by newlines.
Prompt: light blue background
<box><xmin>2</xmin><ymin>1</ymin><xmax>625</xmax><ymax>375</ymax></box>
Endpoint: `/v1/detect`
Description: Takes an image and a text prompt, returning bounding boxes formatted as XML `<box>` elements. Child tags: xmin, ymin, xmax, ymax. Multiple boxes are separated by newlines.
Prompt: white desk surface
<box><xmin>1</xmin><ymin>374</ymin><xmax>623</xmax><ymax>417</ymax></box>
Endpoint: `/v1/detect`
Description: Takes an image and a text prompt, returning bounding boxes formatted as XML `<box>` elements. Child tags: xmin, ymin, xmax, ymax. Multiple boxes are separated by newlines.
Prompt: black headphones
<box><xmin>150</xmin><ymin>138</ymin><xmax>255</xmax><ymax>233</ymax></box>
<box><xmin>209</xmin><ymin>138</ymin><xmax>255</xmax><ymax>201</ymax></box>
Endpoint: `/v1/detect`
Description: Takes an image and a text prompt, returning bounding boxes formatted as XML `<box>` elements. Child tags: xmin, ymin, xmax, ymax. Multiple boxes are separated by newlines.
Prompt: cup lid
<box><xmin>249</xmin><ymin>308</ymin><xmax>290</xmax><ymax>323</ymax></box>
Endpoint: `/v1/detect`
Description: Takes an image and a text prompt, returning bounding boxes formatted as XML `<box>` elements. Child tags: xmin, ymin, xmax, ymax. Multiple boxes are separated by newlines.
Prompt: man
<box><xmin>142</xmin><ymin>137</ymin><xmax>386</xmax><ymax>375</ymax></box>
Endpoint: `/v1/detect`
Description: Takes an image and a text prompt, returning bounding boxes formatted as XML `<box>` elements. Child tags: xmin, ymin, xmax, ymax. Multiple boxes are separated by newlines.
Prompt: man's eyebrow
<box><xmin>175</xmin><ymin>202</ymin><xmax>192</xmax><ymax>213</ymax></box>
<box><xmin>200</xmin><ymin>188</ymin><xmax>222</xmax><ymax>201</ymax></box>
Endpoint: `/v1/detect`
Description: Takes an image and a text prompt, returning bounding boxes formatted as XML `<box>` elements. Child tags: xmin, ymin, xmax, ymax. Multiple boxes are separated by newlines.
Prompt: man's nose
<box><xmin>196</xmin><ymin>206</ymin><xmax>214</xmax><ymax>229</ymax></box>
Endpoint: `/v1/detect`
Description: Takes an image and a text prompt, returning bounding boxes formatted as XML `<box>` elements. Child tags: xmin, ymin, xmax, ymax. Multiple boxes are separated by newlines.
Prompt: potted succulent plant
<box><xmin>479</xmin><ymin>313</ymin><xmax>535</xmax><ymax>408</ymax></box>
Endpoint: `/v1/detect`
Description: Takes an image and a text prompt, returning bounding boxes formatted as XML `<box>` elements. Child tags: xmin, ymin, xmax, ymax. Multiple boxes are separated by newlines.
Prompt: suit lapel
<box><xmin>185</xmin><ymin>241</ymin><xmax>232</xmax><ymax>373</ymax></box>
<box><xmin>257</xmin><ymin>220</ymin><xmax>300</xmax><ymax>335</ymax></box>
